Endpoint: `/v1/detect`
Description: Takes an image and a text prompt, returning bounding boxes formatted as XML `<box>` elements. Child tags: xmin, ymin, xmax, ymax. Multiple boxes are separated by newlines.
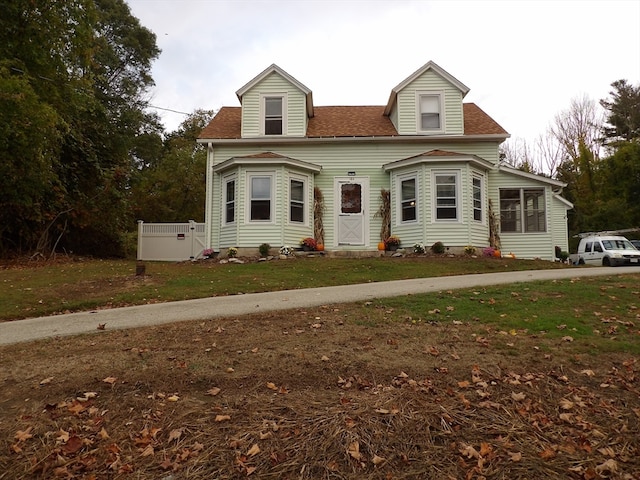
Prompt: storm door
<box><xmin>336</xmin><ymin>178</ymin><xmax>368</xmax><ymax>245</ymax></box>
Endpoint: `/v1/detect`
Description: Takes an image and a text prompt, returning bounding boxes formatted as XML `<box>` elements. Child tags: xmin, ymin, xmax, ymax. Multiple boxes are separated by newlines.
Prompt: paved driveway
<box><xmin>1</xmin><ymin>266</ymin><xmax>639</xmax><ymax>345</ymax></box>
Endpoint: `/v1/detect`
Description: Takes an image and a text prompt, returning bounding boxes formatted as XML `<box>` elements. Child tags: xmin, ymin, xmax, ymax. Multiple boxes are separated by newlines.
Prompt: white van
<box><xmin>577</xmin><ymin>235</ymin><xmax>640</xmax><ymax>266</ymax></box>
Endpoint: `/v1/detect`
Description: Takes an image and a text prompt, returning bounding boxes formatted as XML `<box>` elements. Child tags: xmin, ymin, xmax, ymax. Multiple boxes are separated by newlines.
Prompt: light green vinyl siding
<box><xmin>240</xmin><ymin>72</ymin><xmax>307</xmax><ymax>138</ymax></box>
<box><xmin>394</xmin><ymin>70</ymin><xmax>464</xmax><ymax>135</ymax></box>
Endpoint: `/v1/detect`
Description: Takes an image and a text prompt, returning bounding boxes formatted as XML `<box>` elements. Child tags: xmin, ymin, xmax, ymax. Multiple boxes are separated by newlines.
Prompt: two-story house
<box><xmin>197</xmin><ymin>61</ymin><xmax>572</xmax><ymax>260</ymax></box>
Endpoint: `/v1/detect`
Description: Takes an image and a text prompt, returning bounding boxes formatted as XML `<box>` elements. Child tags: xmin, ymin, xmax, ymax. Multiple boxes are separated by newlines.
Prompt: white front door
<box><xmin>335</xmin><ymin>177</ymin><xmax>368</xmax><ymax>246</ymax></box>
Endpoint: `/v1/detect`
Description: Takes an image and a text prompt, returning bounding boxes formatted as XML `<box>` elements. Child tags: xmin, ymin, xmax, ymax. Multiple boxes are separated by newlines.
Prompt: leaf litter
<box><xmin>1</xmin><ymin>279</ymin><xmax>640</xmax><ymax>479</ymax></box>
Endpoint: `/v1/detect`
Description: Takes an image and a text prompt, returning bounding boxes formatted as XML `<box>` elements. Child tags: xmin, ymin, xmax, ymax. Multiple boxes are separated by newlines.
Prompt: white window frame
<box><xmin>246</xmin><ymin>172</ymin><xmax>274</xmax><ymax>223</ymax></box>
<box><xmin>472</xmin><ymin>175</ymin><xmax>483</xmax><ymax>223</ymax></box>
<box><xmin>288</xmin><ymin>174</ymin><xmax>307</xmax><ymax>225</ymax></box>
<box><xmin>499</xmin><ymin>188</ymin><xmax>547</xmax><ymax>233</ymax></box>
<box><xmin>260</xmin><ymin>93</ymin><xmax>287</xmax><ymax>136</ymax></box>
<box><xmin>223</xmin><ymin>174</ymin><xmax>236</xmax><ymax>225</ymax></box>
<box><xmin>396</xmin><ymin>172</ymin><xmax>418</xmax><ymax>224</ymax></box>
<box><xmin>416</xmin><ymin>91</ymin><xmax>444</xmax><ymax>134</ymax></box>
<box><xmin>432</xmin><ymin>170</ymin><xmax>460</xmax><ymax>222</ymax></box>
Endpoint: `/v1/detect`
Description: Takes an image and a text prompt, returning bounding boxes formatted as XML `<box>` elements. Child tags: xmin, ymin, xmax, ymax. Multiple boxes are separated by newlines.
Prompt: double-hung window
<box><xmin>224</xmin><ymin>176</ymin><xmax>236</xmax><ymax>224</ymax></box>
<box><xmin>434</xmin><ymin>172</ymin><xmax>458</xmax><ymax>220</ymax></box>
<box><xmin>399</xmin><ymin>175</ymin><xmax>417</xmax><ymax>223</ymax></box>
<box><xmin>264</xmin><ymin>96</ymin><xmax>283</xmax><ymax>135</ymax></box>
<box><xmin>499</xmin><ymin>188</ymin><xmax>546</xmax><ymax>233</ymax></box>
<box><xmin>472</xmin><ymin>176</ymin><xmax>483</xmax><ymax>222</ymax></box>
<box><xmin>418</xmin><ymin>92</ymin><xmax>443</xmax><ymax>132</ymax></box>
<box><xmin>289</xmin><ymin>177</ymin><xmax>305</xmax><ymax>224</ymax></box>
<box><xmin>249</xmin><ymin>174</ymin><xmax>273</xmax><ymax>221</ymax></box>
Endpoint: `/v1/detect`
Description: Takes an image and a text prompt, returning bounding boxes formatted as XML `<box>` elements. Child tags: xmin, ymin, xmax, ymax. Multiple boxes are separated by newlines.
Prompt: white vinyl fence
<box><xmin>137</xmin><ymin>220</ymin><xmax>206</xmax><ymax>261</ymax></box>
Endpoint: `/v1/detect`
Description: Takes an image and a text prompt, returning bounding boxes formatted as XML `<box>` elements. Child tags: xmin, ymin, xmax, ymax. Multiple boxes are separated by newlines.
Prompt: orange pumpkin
<box><xmin>316</xmin><ymin>243</ymin><xmax>325</xmax><ymax>251</ymax></box>
<box><xmin>378</xmin><ymin>242</ymin><xmax>386</xmax><ymax>251</ymax></box>
<box><xmin>493</xmin><ymin>249</ymin><xmax>501</xmax><ymax>258</ymax></box>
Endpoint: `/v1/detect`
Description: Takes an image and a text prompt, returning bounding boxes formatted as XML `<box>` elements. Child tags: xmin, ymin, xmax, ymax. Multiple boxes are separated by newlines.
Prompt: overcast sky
<box><xmin>126</xmin><ymin>0</ymin><xmax>640</xmax><ymax>144</ymax></box>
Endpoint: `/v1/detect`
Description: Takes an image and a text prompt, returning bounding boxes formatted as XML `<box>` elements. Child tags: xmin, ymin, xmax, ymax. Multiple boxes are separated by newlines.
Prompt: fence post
<box><xmin>189</xmin><ymin>220</ymin><xmax>196</xmax><ymax>260</ymax></box>
<box><xmin>137</xmin><ymin>220</ymin><xmax>144</xmax><ymax>261</ymax></box>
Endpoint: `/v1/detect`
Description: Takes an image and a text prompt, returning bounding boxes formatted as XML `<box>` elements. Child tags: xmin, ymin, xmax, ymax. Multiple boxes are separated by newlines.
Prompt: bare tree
<box><xmin>549</xmin><ymin>94</ymin><xmax>604</xmax><ymax>163</ymax></box>
<box><xmin>500</xmin><ymin>137</ymin><xmax>541</xmax><ymax>173</ymax></box>
<box><xmin>535</xmin><ymin>133</ymin><xmax>564</xmax><ymax>178</ymax></box>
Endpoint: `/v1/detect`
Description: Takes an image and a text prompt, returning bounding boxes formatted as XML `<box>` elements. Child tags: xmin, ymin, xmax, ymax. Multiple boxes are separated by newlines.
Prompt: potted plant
<box><xmin>300</xmin><ymin>237</ymin><xmax>317</xmax><ymax>251</ymax></box>
<box><xmin>384</xmin><ymin>235</ymin><xmax>400</xmax><ymax>251</ymax></box>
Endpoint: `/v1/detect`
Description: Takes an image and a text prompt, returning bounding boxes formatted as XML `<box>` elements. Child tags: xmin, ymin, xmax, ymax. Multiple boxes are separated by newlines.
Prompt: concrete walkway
<box><xmin>1</xmin><ymin>266</ymin><xmax>639</xmax><ymax>346</ymax></box>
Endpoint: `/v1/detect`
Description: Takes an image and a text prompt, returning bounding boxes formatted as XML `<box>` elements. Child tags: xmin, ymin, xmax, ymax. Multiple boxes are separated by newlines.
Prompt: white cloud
<box><xmin>128</xmin><ymin>0</ymin><xmax>640</xmax><ymax>143</ymax></box>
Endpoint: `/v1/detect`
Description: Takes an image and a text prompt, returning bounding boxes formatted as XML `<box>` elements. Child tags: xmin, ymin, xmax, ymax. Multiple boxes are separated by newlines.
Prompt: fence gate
<box><xmin>137</xmin><ymin>220</ymin><xmax>206</xmax><ymax>261</ymax></box>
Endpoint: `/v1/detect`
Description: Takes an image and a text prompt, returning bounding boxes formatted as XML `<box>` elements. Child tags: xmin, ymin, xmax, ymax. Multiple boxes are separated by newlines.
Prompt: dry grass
<box><xmin>2</xmin><ymin>288</ymin><xmax>640</xmax><ymax>479</ymax></box>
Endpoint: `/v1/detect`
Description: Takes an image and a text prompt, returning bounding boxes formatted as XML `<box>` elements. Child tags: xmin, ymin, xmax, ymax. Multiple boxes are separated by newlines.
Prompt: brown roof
<box><xmin>198</xmin><ymin>103</ymin><xmax>507</xmax><ymax>139</ymax></box>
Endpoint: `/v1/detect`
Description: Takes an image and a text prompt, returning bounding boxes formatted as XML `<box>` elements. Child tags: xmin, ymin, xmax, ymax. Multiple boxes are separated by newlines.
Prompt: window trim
<box><xmin>472</xmin><ymin>175</ymin><xmax>483</xmax><ymax>223</ymax></box>
<box><xmin>223</xmin><ymin>174</ymin><xmax>236</xmax><ymax>225</ymax></box>
<box><xmin>396</xmin><ymin>172</ymin><xmax>418</xmax><ymax>224</ymax></box>
<box><xmin>432</xmin><ymin>170</ymin><xmax>460</xmax><ymax>222</ymax></box>
<box><xmin>260</xmin><ymin>93</ymin><xmax>287</xmax><ymax>136</ymax></box>
<box><xmin>246</xmin><ymin>172</ymin><xmax>274</xmax><ymax>223</ymax></box>
<box><xmin>416</xmin><ymin>91</ymin><xmax>444</xmax><ymax>134</ymax></box>
<box><xmin>288</xmin><ymin>174</ymin><xmax>307</xmax><ymax>225</ymax></box>
<box><xmin>499</xmin><ymin>187</ymin><xmax>547</xmax><ymax>233</ymax></box>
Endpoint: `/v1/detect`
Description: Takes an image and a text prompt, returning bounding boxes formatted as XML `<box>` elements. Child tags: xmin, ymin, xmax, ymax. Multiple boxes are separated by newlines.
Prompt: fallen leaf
<box><xmin>14</xmin><ymin>427</ymin><xmax>33</xmax><ymax>442</ymax></box>
<box><xmin>206</xmin><ymin>387</ymin><xmax>221</xmax><ymax>396</ymax></box>
<box><xmin>347</xmin><ymin>441</ymin><xmax>361</xmax><ymax>460</ymax></box>
<box><xmin>167</xmin><ymin>395</ymin><xmax>179</xmax><ymax>402</ymax></box>
<box><xmin>168</xmin><ymin>429</ymin><xmax>183</xmax><ymax>442</ymax></box>
<box><xmin>559</xmin><ymin>398</ymin><xmax>574</xmax><ymax>410</ymax></box>
<box><xmin>595</xmin><ymin>459</ymin><xmax>618</xmax><ymax>475</ymax></box>
<box><xmin>246</xmin><ymin>443</ymin><xmax>260</xmax><ymax>457</ymax></box>
<box><xmin>40</xmin><ymin>377</ymin><xmax>54</xmax><ymax>386</ymax></box>
<box><xmin>266</xmin><ymin>382</ymin><xmax>278</xmax><ymax>391</ymax></box>
<box><xmin>140</xmin><ymin>444</ymin><xmax>154</xmax><ymax>457</ymax></box>
<box><xmin>97</xmin><ymin>323</ymin><xmax>106</xmax><ymax>330</ymax></box>
<box><xmin>510</xmin><ymin>451</ymin><xmax>522</xmax><ymax>462</ymax></box>
<box><xmin>372</xmin><ymin>454</ymin><xmax>386</xmax><ymax>465</ymax></box>
<box><xmin>511</xmin><ymin>392</ymin><xmax>526</xmax><ymax>402</ymax></box>
<box><xmin>215</xmin><ymin>415</ymin><xmax>231</xmax><ymax>422</ymax></box>
<box><xmin>580</xmin><ymin>369</ymin><xmax>595</xmax><ymax>377</ymax></box>
<box><xmin>102</xmin><ymin>376</ymin><xmax>117</xmax><ymax>385</ymax></box>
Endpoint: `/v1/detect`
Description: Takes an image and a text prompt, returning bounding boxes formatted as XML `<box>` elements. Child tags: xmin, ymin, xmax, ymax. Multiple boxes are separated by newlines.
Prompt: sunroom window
<box><xmin>499</xmin><ymin>188</ymin><xmax>546</xmax><ymax>233</ymax></box>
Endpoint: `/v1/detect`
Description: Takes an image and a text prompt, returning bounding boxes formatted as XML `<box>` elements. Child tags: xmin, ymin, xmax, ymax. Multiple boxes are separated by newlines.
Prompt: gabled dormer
<box><xmin>384</xmin><ymin>61</ymin><xmax>469</xmax><ymax>136</ymax></box>
<box><xmin>235</xmin><ymin>64</ymin><xmax>314</xmax><ymax>138</ymax></box>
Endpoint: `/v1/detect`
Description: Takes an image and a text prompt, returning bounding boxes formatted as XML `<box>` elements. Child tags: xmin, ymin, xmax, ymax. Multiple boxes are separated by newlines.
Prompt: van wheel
<box><xmin>602</xmin><ymin>257</ymin><xmax>611</xmax><ymax>266</ymax></box>
<box><xmin>578</xmin><ymin>258</ymin><xmax>585</xmax><ymax>265</ymax></box>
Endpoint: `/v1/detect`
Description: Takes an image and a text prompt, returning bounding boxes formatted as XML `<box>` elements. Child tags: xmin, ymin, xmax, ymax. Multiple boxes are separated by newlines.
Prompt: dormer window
<box><xmin>263</xmin><ymin>94</ymin><xmax>286</xmax><ymax>135</ymax></box>
<box><xmin>417</xmin><ymin>92</ymin><xmax>444</xmax><ymax>133</ymax></box>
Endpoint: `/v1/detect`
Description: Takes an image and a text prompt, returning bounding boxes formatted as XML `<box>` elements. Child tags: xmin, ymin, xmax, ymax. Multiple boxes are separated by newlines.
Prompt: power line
<box><xmin>147</xmin><ymin>105</ymin><xmax>190</xmax><ymax>115</ymax></box>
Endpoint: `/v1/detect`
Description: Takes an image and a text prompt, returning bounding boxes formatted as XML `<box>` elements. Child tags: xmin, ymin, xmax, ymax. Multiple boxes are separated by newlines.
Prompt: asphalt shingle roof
<box><xmin>198</xmin><ymin>103</ymin><xmax>507</xmax><ymax>140</ymax></box>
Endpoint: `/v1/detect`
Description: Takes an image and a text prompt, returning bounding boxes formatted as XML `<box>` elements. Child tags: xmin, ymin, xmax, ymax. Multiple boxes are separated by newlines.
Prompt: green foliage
<box><xmin>600</xmin><ymin>79</ymin><xmax>640</xmax><ymax>145</ymax></box>
<box><xmin>259</xmin><ymin>243</ymin><xmax>270</xmax><ymax>257</ymax></box>
<box><xmin>431</xmin><ymin>241</ymin><xmax>445</xmax><ymax>254</ymax></box>
<box><xmin>0</xmin><ymin>0</ymin><xmax>160</xmax><ymax>257</ymax></box>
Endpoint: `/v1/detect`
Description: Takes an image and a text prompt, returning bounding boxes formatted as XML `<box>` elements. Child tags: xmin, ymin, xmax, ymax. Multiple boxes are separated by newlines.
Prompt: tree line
<box><xmin>1</xmin><ymin>1</ymin><xmax>638</xmax><ymax>258</ymax></box>
<box><xmin>501</xmin><ymin>81</ymin><xmax>640</xmax><ymax>248</ymax></box>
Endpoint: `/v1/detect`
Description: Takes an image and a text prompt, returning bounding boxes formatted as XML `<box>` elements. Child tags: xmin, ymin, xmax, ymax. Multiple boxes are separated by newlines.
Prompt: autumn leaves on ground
<box><xmin>1</xmin><ymin>261</ymin><xmax>639</xmax><ymax>479</ymax></box>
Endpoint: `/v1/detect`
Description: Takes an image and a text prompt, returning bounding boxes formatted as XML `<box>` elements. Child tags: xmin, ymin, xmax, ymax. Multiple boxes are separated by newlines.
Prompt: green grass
<box><xmin>0</xmin><ymin>255</ymin><xmax>566</xmax><ymax>321</ymax></box>
<box><xmin>370</xmin><ymin>275</ymin><xmax>640</xmax><ymax>354</ymax></box>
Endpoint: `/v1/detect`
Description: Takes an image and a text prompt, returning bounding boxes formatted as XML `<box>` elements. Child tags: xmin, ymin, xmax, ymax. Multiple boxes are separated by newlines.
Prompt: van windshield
<box><xmin>601</xmin><ymin>239</ymin><xmax>635</xmax><ymax>250</ymax></box>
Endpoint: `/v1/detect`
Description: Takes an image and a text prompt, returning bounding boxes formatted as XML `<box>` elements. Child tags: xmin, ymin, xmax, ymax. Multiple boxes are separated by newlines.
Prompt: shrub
<box><xmin>464</xmin><ymin>245</ymin><xmax>476</xmax><ymax>255</ymax></box>
<box><xmin>431</xmin><ymin>241</ymin><xmax>445</xmax><ymax>254</ymax></box>
<box><xmin>259</xmin><ymin>243</ymin><xmax>270</xmax><ymax>257</ymax></box>
<box><xmin>227</xmin><ymin>247</ymin><xmax>238</xmax><ymax>258</ymax></box>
